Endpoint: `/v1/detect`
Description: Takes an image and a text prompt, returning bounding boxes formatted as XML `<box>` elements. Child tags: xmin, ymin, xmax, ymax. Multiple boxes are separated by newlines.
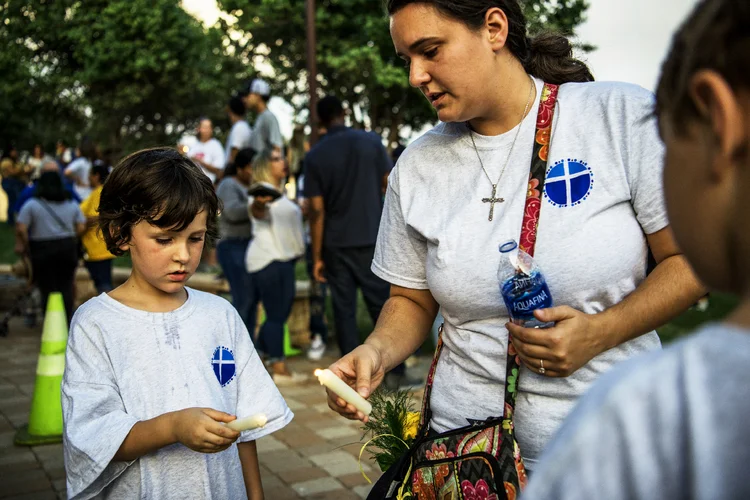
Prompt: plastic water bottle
<box><xmin>498</xmin><ymin>240</ymin><xmax>554</xmax><ymax>328</ymax></box>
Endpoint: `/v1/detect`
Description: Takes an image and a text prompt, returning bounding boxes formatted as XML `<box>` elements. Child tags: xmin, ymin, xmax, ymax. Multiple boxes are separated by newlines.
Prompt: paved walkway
<box><xmin>0</xmin><ymin>316</ymin><xmax>428</xmax><ymax>499</ymax></box>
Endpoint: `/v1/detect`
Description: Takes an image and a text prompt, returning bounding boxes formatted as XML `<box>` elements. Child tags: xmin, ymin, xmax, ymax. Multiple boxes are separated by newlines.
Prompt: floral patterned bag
<box><xmin>369</xmin><ymin>83</ymin><xmax>559</xmax><ymax>500</ymax></box>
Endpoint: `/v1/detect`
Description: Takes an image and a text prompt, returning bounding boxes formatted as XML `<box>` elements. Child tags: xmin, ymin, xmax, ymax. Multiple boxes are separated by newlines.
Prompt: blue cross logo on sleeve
<box><xmin>211</xmin><ymin>346</ymin><xmax>236</xmax><ymax>387</ymax></box>
<box><xmin>544</xmin><ymin>159</ymin><xmax>594</xmax><ymax>207</ymax></box>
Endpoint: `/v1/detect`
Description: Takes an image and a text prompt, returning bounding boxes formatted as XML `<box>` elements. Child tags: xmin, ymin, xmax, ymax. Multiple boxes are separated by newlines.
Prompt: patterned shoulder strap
<box><xmin>418</xmin><ymin>83</ymin><xmax>560</xmax><ymax>432</ymax></box>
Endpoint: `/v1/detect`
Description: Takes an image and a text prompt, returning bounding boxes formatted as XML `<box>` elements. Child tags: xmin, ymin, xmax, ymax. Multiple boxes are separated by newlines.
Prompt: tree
<box><xmin>1</xmin><ymin>0</ymin><xmax>244</xmax><ymax>157</ymax></box>
<box><xmin>217</xmin><ymin>0</ymin><xmax>591</xmax><ymax>146</ymax></box>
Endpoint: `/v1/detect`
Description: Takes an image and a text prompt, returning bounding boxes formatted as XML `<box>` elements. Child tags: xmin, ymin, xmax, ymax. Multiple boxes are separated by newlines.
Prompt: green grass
<box><xmin>0</xmin><ymin>225</ymin><xmax>16</xmax><ymax>265</ymax></box>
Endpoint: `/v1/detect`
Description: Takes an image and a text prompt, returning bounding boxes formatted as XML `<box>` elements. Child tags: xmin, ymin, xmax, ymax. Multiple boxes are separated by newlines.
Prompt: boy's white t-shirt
<box><xmin>62</xmin><ymin>288</ymin><xmax>293</xmax><ymax>499</ymax></box>
<box><xmin>189</xmin><ymin>138</ymin><xmax>226</xmax><ymax>183</ymax></box>
<box><xmin>372</xmin><ymin>79</ymin><xmax>668</xmax><ymax>467</ymax></box>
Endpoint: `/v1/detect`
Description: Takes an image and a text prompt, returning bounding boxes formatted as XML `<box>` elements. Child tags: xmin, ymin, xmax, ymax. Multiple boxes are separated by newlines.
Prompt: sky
<box><xmin>181</xmin><ymin>0</ymin><xmax>699</xmax><ymax>141</ymax></box>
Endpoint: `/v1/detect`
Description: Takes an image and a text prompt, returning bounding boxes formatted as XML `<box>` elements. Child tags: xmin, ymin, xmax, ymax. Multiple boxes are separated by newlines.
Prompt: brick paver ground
<box><xmin>0</xmin><ymin>316</ymin><xmax>427</xmax><ymax>499</ymax></box>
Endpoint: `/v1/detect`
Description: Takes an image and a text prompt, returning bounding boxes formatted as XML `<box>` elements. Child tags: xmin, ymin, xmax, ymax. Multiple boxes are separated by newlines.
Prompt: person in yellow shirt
<box><xmin>80</xmin><ymin>165</ymin><xmax>115</xmax><ymax>293</ymax></box>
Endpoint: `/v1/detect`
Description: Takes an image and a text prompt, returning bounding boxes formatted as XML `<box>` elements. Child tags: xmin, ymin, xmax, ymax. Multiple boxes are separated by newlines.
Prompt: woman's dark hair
<box><xmin>90</xmin><ymin>164</ymin><xmax>110</xmax><ymax>183</ymax></box>
<box><xmin>385</xmin><ymin>0</ymin><xmax>593</xmax><ymax>85</ymax></box>
<box><xmin>228</xmin><ymin>95</ymin><xmax>246</xmax><ymax>117</ymax></box>
<box><xmin>36</xmin><ymin>172</ymin><xmax>70</xmax><ymax>202</ymax></box>
<box><xmin>78</xmin><ymin>137</ymin><xmax>97</xmax><ymax>161</ymax></box>
<box><xmin>98</xmin><ymin>147</ymin><xmax>221</xmax><ymax>256</ymax></box>
<box><xmin>223</xmin><ymin>147</ymin><xmax>256</xmax><ymax>177</ymax></box>
<box><xmin>656</xmin><ymin>0</ymin><xmax>750</xmax><ymax>135</ymax></box>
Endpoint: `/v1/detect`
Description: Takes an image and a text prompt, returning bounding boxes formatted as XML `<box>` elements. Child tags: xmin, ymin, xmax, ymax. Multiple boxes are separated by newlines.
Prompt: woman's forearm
<box><xmin>596</xmin><ymin>255</ymin><xmax>705</xmax><ymax>350</ymax></box>
<box><xmin>365</xmin><ymin>289</ymin><xmax>439</xmax><ymax>372</ymax></box>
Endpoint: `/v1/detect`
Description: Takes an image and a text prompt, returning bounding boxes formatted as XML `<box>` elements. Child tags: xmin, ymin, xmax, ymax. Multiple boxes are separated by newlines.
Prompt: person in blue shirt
<box><xmin>13</xmin><ymin>159</ymin><xmax>80</xmax><ymax>217</ymax></box>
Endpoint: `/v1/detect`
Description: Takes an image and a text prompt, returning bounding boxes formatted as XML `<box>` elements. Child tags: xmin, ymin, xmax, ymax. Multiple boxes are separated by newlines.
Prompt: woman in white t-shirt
<box><xmin>324</xmin><ymin>0</ymin><xmax>706</xmax><ymax>473</ymax></box>
<box><xmin>189</xmin><ymin>117</ymin><xmax>226</xmax><ymax>184</ymax></box>
<box><xmin>246</xmin><ymin>150</ymin><xmax>307</xmax><ymax>385</ymax></box>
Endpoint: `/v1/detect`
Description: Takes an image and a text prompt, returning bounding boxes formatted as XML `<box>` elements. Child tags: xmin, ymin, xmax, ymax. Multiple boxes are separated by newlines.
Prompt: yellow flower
<box><xmin>403</xmin><ymin>412</ymin><xmax>420</xmax><ymax>441</ymax></box>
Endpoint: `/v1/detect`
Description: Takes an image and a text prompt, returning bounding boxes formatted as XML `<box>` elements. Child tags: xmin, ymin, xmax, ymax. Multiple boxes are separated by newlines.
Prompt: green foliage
<box><xmin>361</xmin><ymin>388</ymin><xmax>417</xmax><ymax>472</ymax></box>
<box><xmin>1</xmin><ymin>0</ymin><xmax>244</xmax><ymax>156</ymax></box>
<box><xmin>218</xmin><ymin>0</ymin><xmax>591</xmax><ymax>144</ymax></box>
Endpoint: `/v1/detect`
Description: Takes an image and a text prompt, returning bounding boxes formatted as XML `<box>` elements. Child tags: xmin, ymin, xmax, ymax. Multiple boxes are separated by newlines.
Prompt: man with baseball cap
<box><xmin>240</xmin><ymin>78</ymin><xmax>284</xmax><ymax>158</ymax></box>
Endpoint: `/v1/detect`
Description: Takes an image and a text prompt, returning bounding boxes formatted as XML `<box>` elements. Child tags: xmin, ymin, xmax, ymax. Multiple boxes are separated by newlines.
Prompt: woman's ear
<box><xmin>485</xmin><ymin>7</ymin><xmax>510</xmax><ymax>52</ymax></box>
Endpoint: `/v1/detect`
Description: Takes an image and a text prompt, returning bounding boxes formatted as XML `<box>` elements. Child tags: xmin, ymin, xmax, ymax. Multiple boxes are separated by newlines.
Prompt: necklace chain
<box><xmin>469</xmin><ymin>76</ymin><xmax>535</xmax><ymax>191</ymax></box>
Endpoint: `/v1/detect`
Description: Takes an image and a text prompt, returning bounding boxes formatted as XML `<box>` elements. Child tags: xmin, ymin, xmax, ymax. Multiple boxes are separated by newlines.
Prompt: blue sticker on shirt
<box><xmin>544</xmin><ymin>159</ymin><xmax>594</xmax><ymax>207</ymax></box>
<box><xmin>211</xmin><ymin>346</ymin><xmax>236</xmax><ymax>387</ymax></box>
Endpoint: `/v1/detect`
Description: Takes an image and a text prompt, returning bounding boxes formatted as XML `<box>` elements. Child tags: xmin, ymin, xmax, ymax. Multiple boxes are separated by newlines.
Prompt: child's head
<box><xmin>98</xmin><ymin>148</ymin><xmax>219</xmax><ymax>293</ymax></box>
<box><xmin>656</xmin><ymin>0</ymin><xmax>750</xmax><ymax>294</ymax></box>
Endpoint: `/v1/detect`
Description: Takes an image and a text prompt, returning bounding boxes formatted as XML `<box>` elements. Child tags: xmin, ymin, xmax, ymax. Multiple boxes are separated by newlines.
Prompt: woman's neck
<box><xmin>468</xmin><ymin>66</ymin><xmax>536</xmax><ymax>137</ymax></box>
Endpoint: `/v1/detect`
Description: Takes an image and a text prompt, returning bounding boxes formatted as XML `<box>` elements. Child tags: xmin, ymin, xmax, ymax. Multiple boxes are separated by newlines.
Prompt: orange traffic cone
<box><xmin>14</xmin><ymin>292</ymin><xmax>68</xmax><ymax>446</ymax></box>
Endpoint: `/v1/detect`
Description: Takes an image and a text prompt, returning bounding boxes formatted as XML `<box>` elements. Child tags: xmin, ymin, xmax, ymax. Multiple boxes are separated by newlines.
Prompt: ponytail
<box><xmin>523</xmin><ymin>33</ymin><xmax>593</xmax><ymax>85</ymax></box>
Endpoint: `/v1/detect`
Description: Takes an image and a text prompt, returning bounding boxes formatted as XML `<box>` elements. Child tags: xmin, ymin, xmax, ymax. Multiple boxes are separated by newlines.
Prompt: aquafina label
<box><xmin>498</xmin><ymin>240</ymin><xmax>554</xmax><ymax>328</ymax></box>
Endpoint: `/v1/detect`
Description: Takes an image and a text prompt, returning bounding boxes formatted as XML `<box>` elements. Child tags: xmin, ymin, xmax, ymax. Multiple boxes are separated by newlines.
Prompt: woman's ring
<box><xmin>539</xmin><ymin>359</ymin><xmax>546</xmax><ymax>375</ymax></box>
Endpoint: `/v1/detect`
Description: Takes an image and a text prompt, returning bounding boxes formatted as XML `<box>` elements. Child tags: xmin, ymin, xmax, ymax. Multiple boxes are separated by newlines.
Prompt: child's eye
<box><xmin>155</xmin><ymin>238</ymin><xmax>171</xmax><ymax>245</ymax></box>
<box><xmin>424</xmin><ymin>47</ymin><xmax>438</xmax><ymax>59</ymax></box>
<box><xmin>190</xmin><ymin>236</ymin><xmax>205</xmax><ymax>243</ymax></box>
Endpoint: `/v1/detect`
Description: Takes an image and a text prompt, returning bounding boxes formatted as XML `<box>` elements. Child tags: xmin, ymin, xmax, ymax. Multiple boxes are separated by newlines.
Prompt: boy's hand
<box><xmin>171</xmin><ymin>408</ymin><xmax>241</xmax><ymax>453</ymax></box>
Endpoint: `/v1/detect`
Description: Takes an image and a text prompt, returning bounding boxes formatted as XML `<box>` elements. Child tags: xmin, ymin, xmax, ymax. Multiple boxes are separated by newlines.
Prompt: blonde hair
<box><xmin>251</xmin><ymin>152</ymin><xmax>275</xmax><ymax>185</ymax></box>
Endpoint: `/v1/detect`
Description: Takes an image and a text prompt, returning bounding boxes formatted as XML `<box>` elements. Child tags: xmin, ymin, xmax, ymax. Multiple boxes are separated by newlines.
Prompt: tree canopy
<box><xmin>218</xmin><ymin>0</ymin><xmax>591</xmax><ymax>146</ymax></box>
<box><xmin>1</xmin><ymin>0</ymin><xmax>243</xmax><ymax>156</ymax></box>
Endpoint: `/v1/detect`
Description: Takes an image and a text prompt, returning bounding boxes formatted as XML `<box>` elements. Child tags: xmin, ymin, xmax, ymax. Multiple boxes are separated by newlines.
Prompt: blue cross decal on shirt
<box><xmin>544</xmin><ymin>159</ymin><xmax>594</xmax><ymax>207</ymax></box>
<box><xmin>211</xmin><ymin>346</ymin><xmax>236</xmax><ymax>387</ymax></box>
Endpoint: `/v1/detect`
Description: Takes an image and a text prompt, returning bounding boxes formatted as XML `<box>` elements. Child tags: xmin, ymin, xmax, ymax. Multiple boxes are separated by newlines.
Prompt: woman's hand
<box><xmin>507</xmin><ymin>306</ymin><xmax>606</xmax><ymax>378</ymax></box>
<box><xmin>326</xmin><ymin>344</ymin><xmax>387</xmax><ymax>423</ymax></box>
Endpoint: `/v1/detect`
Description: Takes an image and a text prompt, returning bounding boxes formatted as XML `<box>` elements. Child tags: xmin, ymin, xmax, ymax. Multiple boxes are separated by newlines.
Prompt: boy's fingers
<box><xmin>205</xmin><ymin>420</ymin><xmax>241</xmax><ymax>440</ymax></box>
<box><xmin>202</xmin><ymin>408</ymin><xmax>236</xmax><ymax>423</ymax></box>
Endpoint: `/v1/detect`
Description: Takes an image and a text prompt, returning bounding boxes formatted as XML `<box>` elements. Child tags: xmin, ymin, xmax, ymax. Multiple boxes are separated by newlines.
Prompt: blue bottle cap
<box><xmin>499</xmin><ymin>240</ymin><xmax>518</xmax><ymax>253</ymax></box>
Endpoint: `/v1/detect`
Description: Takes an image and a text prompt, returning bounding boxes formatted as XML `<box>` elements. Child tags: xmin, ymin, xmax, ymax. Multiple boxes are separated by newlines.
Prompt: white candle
<box><xmin>225</xmin><ymin>413</ymin><xmax>268</xmax><ymax>432</ymax></box>
<box><xmin>315</xmin><ymin>369</ymin><xmax>372</xmax><ymax>416</ymax></box>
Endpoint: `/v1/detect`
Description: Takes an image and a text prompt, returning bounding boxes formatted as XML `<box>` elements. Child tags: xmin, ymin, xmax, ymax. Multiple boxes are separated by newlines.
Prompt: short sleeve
<box><xmin>231</xmin><ymin>123</ymin><xmax>251</xmax><ymax>150</ymax></box>
<box><xmin>231</xmin><ymin>311</ymin><xmax>293</xmax><ymax>442</ymax></box>
<box><xmin>80</xmin><ymin>195</ymin><xmax>94</xmax><ymax>218</ymax></box>
<box><xmin>74</xmin><ymin>204</ymin><xmax>86</xmax><ymax>225</ymax></box>
<box><xmin>626</xmin><ymin>97</ymin><xmax>669</xmax><ymax>235</ymax></box>
<box><xmin>62</xmin><ymin>311</ymin><xmax>139</xmax><ymax>499</ymax></box>
<box><xmin>16</xmin><ymin>200</ymin><xmax>34</xmax><ymax>226</ymax></box>
<box><xmin>371</xmin><ymin>168</ymin><xmax>429</xmax><ymax>289</ymax></box>
<box><xmin>211</xmin><ymin>141</ymin><xmax>226</xmax><ymax>171</ymax></box>
<box><xmin>303</xmin><ymin>155</ymin><xmax>323</xmax><ymax>198</ymax></box>
<box><xmin>267</xmin><ymin>116</ymin><xmax>284</xmax><ymax>149</ymax></box>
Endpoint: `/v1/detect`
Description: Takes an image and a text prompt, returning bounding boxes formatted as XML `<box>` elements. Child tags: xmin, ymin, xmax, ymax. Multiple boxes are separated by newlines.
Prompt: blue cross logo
<box><xmin>211</xmin><ymin>346</ymin><xmax>236</xmax><ymax>387</ymax></box>
<box><xmin>544</xmin><ymin>159</ymin><xmax>594</xmax><ymax>207</ymax></box>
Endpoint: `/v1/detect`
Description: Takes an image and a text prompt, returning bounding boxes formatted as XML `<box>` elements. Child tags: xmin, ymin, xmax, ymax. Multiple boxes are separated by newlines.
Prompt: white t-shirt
<box><xmin>524</xmin><ymin>325</ymin><xmax>750</xmax><ymax>500</ymax></box>
<box><xmin>225</xmin><ymin>121</ymin><xmax>252</xmax><ymax>167</ymax></box>
<box><xmin>245</xmin><ymin>191</ymin><xmax>305</xmax><ymax>273</ymax></box>
<box><xmin>189</xmin><ymin>138</ymin><xmax>226</xmax><ymax>183</ymax></box>
<box><xmin>372</xmin><ymin>78</ymin><xmax>667</xmax><ymax>467</ymax></box>
<box><xmin>62</xmin><ymin>289</ymin><xmax>293</xmax><ymax>499</ymax></box>
<box><xmin>65</xmin><ymin>157</ymin><xmax>92</xmax><ymax>199</ymax></box>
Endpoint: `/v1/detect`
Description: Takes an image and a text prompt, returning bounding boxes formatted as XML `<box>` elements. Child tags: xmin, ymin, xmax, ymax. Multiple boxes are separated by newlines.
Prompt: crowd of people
<box><xmin>3</xmin><ymin>0</ymin><xmax>748</xmax><ymax>498</ymax></box>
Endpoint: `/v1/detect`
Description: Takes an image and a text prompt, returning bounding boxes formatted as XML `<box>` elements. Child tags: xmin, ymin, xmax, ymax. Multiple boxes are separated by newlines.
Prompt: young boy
<box><xmin>524</xmin><ymin>1</ymin><xmax>750</xmax><ymax>498</ymax></box>
<box><xmin>62</xmin><ymin>148</ymin><xmax>293</xmax><ymax>499</ymax></box>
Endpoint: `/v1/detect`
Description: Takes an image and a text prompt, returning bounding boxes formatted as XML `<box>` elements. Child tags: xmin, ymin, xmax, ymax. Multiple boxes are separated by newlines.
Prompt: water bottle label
<box><xmin>502</xmin><ymin>273</ymin><xmax>553</xmax><ymax>322</ymax></box>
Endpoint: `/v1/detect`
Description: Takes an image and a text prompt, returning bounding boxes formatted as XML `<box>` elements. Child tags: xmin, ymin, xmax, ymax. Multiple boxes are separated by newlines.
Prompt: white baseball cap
<box><xmin>247</xmin><ymin>78</ymin><xmax>270</xmax><ymax>97</ymax></box>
